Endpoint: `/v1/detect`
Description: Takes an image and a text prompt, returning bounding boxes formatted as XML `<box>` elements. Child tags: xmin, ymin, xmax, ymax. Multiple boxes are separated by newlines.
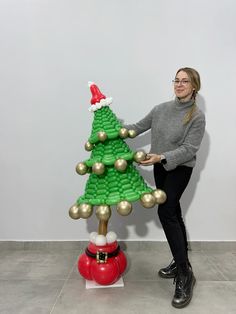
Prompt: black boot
<box><xmin>172</xmin><ymin>263</ymin><xmax>196</xmax><ymax>308</ymax></box>
<box><xmin>158</xmin><ymin>259</ymin><xmax>177</xmax><ymax>278</ymax></box>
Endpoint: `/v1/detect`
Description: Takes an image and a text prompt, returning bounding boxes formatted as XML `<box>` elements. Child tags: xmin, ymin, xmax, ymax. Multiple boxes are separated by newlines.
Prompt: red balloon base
<box><xmin>78</xmin><ymin>241</ymin><xmax>127</xmax><ymax>286</ymax></box>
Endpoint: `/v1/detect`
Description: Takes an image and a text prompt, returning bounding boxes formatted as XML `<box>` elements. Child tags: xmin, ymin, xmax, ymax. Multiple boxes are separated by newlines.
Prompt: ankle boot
<box><xmin>158</xmin><ymin>259</ymin><xmax>177</xmax><ymax>278</ymax></box>
<box><xmin>172</xmin><ymin>264</ymin><xmax>196</xmax><ymax>308</ymax></box>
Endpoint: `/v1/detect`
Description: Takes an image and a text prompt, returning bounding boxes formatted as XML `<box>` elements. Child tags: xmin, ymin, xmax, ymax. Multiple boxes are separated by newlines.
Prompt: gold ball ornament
<box><xmin>152</xmin><ymin>189</ymin><xmax>167</xmax><ymax>204</ymax></box>
<box><xmin>78</xmin><ymin>203</ymin><xmax>93</xmax><ymax>219</ymax></box>
<box><xmin>119</xmin><ymin>128</ymin><xmax>129</xmax><ymax>138</ymax></box>
<box><xmin>140</xmin><ymin>193</ymin><xmax>156</xmax><ymax>208</ymax></box>
<box><xmin>97</xmin><ymin>131</ymin><xmax>107</xmax><ymax>142</ymax></box>
<box><xmin>69</xmin><ymin>204</ymin><xmax>80</xmax><ymax>219</ymax></box>
<box><xmin>76</xmin><ymin>162</ymin><xmax>88</xmax><ymax>175</ymax></box>
<box><xmin>96</xmin><ymin>205</ymin><xmax>111</xmax><ymax>221</ymax></box>
<box><xmin>117</xmin><ymin>201</ymin><xmax>132</xmax><ymax>216</ymax></box>
<box><xmin>114</xmin><ymin>159</ymin><xmax>127</xmax><ymax>172</ymax></box>
<box><xmin>128</xmin><ymin>129</ymin><xmax>137</xmax><ymax>138</ymax></box>
<box><xmin>84</xmin><ymin>141</ymin><xmax>94</xmax><ymax>151</ymax></box>
<box><xmin>133</xmin><ymin>151</ymin><xmax>147</xmax><ymax>163</ymax></box>
<box><xmin>92</xmin><ymin>162</ymin><xmax>105</xmax><ymax>175</ymax></box>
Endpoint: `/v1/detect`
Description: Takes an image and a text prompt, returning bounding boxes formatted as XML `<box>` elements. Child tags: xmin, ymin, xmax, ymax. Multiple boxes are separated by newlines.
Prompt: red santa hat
<box><xmin>88</xmin><ymin>82</ymin><xmax>113</xmax><ymax>112</ymax></box>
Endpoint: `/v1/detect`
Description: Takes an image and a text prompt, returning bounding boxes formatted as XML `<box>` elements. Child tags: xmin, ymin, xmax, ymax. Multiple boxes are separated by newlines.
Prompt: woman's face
<box><xmin>174</xmin><ymin>70</ymin><xmax>194</xmax><ymax>101</ymax></box>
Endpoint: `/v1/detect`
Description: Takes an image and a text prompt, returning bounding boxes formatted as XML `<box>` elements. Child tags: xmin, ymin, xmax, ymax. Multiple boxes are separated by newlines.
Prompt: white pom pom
<box><xmin>95</xmin><ymin>235</ymin><xmax>107</xmax><ymax>246</ymax></box>
<box><xmin>107</xmin><ymin>97</ymin><xmax>113</xmax><ymax>105</ymax></box>
<box><xmin>106</xmin><ymin>231</ymin><xmax>117</xmax><ymax>244</ymax></box>
<box><xmin>100</xmin><ymin>99</ymin><xmax>106</xmax><ymax>106</ymax></box>
<box><xmin>89</xmin><ymin>232</ymin><xmax>98</xmax><ymax>244</ymax></box>
<box><xmin>88</xmin><ymin>81</ymin><xmax>95</xmax><ymax>87</ymax></box>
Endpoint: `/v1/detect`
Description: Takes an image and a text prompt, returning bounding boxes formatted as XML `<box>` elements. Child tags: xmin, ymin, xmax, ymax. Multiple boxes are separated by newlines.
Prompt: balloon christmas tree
<box><xmin>69</xmin><ymin>82</ymin><xmax>166</xmax><ymax>285</ymax></box>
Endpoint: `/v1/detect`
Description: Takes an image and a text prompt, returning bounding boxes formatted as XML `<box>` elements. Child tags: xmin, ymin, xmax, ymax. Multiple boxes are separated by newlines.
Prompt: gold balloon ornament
<box><xmin>84</xmin><ymin>141</ymin><xmax>94</xmax><ymax>151</ymax></box>
<box><xmin>114</xmin><ymin>159</ymin><xmax>127</xmax><ymax>172</ymax></box>
<box><xmin>78</xmin><ymin>203</ymin><xmax>93</xmax><ymax>219</ymax></box>
<box><xmin>133</xmin><ymin>151</ymin><xmax>147</xmax><ymax>163</ymax></box>
<box><xmin>76</xmin><ymin>162</ymin><xmax>88</xmax><ymax>175</ymax></box>
<box><xmin>96</xmin><ymin>205</ymin><xmax>111</xmax><ymax>221</ymax></box>
<box><xmin>117</xmin><ymin>201</ymin><xmax>132</xmax><ymax>216</ymax></box>
<box><xmin>140</xmin><ymin>193</ymin><xmax>156</xmax><ymax>208</ymax></box>
<box><xmin>69</xmin><ymin>204</ymin><xmax>80</xmax><ymax>220</ymax></box>
<box><xmin>97</xmin><ymin>131</ymin><xmax>107</xmax><ymax>142</ymax></box>
<box><xmin>92</xmin><ymin>162</ymin><xmax>105</xmax><ymax>175</ymax></box>
<box><xmin>152</xmin><ymin>189</ymin><xmax>167</xmax><ymax>204</ymax></box>
<box><xmin>119</xmin><ymin>128</ymin><xmax>129</xmax><ymax>139</ymax></box>
<box><xmin>128</xmin><ymin>129</ymin><xmax>137</xmax><ymax>138</ymax></box>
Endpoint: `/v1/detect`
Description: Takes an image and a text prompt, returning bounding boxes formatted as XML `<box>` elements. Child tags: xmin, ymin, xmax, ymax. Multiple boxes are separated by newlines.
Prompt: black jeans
<box><xmin>154</xmin><ymin>163</ymin><xmax>193</xmax><ymax>266</ymax></box>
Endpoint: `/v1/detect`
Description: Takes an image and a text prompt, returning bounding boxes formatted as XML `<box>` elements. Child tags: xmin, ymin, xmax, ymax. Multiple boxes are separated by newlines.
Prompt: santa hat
<box><xmin>88</xmin><ymin>82</ymin><xmax>113</xmax><ymax>112</ymax></box>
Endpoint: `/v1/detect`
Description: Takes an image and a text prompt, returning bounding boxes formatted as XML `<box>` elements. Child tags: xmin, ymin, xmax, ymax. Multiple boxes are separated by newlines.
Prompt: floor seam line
<box><xmin>49</xmin><ymin>260</ymin><xmax>77</xmax><ymax>314</ymax></box>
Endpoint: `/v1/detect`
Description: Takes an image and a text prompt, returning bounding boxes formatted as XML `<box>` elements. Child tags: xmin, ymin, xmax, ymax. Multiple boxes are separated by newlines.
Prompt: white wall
<box><xmin>0</xmin><ymin>0</ymin><xmax>236</xmax><ymax>241</ymax></box>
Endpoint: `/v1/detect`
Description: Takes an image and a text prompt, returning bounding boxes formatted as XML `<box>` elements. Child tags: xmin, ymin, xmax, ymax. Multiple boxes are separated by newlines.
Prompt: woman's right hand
<box><xmin>139</xmin><ymin>154</ymin><xmax>162</xmax><ymax>166</ymax></box>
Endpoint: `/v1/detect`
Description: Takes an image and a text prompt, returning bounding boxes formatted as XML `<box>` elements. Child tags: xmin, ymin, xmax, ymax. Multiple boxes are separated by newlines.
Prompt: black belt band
<box><xmin>85</xmin><ymin>245</ymin><xmax>120</xmax><ymax>263</ymax></box>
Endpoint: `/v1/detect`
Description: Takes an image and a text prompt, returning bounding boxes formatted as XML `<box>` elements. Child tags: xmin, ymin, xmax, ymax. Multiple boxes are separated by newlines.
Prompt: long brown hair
<box><xmin>176</xmin><ymin>67</ymin><xmax>201</xmax><ymax>124</ymax></box>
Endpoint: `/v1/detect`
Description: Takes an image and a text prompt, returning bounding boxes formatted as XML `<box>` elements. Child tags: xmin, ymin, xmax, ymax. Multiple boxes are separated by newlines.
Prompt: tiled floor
<box><xmin>0</xmin><ymin>242</ymin><xmax>236</xmax><ymax>314</ymax></box>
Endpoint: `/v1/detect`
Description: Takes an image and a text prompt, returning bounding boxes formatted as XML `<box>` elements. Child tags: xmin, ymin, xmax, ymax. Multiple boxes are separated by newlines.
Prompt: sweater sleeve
<box><xmin>162</xmin><ymin>116</ymin><xmax>206</xmax><ymax>171</ymax></box>
<box><xmin>124</xmin><ymin>107</ymin><xmax>155</xmax><ymax>135</ymax></box>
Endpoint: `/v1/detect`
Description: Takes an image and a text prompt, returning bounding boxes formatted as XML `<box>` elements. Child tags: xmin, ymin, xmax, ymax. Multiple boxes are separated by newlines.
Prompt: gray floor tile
<box><xmin>51</xmin><ymin>278</ymin><xmax>236</xmax><ymax>314</ymax></box>
<box><xmin>0</xmin><ymin>250</ymin><xmax>77</xmax><ymax>280</ymax></box>
<box><xmin>0</xmin><ymin>279</ymin><xmax>63</xmax><ymax>314</ymax></box>
<box><xmin>1</xmin><ymin>243</ymin><xmax>236</xmax><ymax>314</ymax></box>
<box><xmin>51</xmin><ymin>278</ymin><xmax>174</xmax><ymax>314</ymax></box>
<box><xmin>206</xmin><ymin>251</ymin><xmax>236</xmax><ymax>280</ymax></box>
<box><xmin>123</xmin><ymin>251</ymin><xmax>173</xmax><ymax>281</ymax></box>
<box><xmin>191</xmin><ymin>281</ymin><xmax>236</xmax><ymax>314</ymax></box>
<box><xmin>188</xmin><ymin>251</ymin><xmax>227</xmax><ymax>281</ymax></box>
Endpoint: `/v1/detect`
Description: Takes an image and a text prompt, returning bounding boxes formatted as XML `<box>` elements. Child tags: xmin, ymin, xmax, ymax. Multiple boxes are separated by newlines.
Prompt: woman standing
<box><xmin>126</xmin><ymin>67</ymin><xmax>205</xmax><ymax>308</ymax></box>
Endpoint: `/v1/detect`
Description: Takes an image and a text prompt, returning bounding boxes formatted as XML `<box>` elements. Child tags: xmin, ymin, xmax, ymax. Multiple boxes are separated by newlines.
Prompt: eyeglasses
<box><xmin>172</xmin><ymin>79</ymin><xmax>190</xmax><ymax>86</ymax></box>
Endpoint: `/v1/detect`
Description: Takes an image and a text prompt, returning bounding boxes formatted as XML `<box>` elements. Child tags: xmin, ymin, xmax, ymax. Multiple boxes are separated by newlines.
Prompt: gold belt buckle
<box><xmin>96</xmin><ymin>251</ymin><xmax>108</xmax><ymax>264</ymax></box>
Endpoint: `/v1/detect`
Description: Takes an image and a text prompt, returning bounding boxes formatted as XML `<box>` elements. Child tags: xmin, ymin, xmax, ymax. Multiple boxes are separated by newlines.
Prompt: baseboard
<box><xmin>0</xmin><ymin>240</ymin><xmax>236</xmax><ymax>251</ymax></box>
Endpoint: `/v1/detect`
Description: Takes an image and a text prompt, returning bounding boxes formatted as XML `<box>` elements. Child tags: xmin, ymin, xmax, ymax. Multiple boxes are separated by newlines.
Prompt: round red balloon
<box><xmin>78</xmin><ymin>253</ymin><xmax>93</xmax><ymax>280</ymax></box>
<box><xmin>116</xmin><ymin>250</ymin><xmax>127</xmax><ymax>274</ymax></box>
<box><xmin>90</xmin><ymin>258</ymin><xmax>120</xmax><ymax>285</ymax></box>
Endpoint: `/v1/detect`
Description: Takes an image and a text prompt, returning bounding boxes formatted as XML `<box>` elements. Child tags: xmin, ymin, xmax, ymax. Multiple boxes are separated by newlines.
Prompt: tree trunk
<box><xmin>98</xmin><ymin>220</ymin><xmax>108</xmax><ymax>235</ymax></box>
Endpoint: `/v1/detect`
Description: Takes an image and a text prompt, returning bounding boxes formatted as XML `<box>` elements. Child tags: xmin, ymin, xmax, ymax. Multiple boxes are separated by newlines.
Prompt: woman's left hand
<box><xmin>139</xmin><ymin>154</ymin><xmax>162</xmax><ymax>166</ymax></box>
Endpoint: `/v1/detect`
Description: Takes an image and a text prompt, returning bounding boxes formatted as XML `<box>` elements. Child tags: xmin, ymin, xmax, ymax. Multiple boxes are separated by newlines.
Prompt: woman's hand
<box><xmin>139</xmin><ymin>153</ymin><xmax>162</xmax><ymax>166</ymax></box>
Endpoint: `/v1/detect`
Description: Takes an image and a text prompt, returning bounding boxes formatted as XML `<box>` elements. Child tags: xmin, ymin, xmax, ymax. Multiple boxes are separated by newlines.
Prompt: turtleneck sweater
<box><xmin>125</xmin><ymin>98</ymin><xmax>205</xmax><ymax>171</ymax></box>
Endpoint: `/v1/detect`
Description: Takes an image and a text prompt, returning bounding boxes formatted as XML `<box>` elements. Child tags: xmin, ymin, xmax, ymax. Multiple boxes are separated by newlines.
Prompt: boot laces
<box><xmin>173</xmin><ymin>275</ymin><xmax>186</xmax><ymax>298</ymax></box>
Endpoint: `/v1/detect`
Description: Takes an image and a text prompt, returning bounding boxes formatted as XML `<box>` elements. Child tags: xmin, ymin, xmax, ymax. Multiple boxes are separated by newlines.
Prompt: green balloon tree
<box><xmin>69</xmin><ymin>82</ymin><xmax>167</xmax><ymax>235</ymax></box>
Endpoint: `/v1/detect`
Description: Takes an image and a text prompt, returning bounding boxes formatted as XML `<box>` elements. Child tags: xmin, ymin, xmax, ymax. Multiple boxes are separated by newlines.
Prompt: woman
<box><xmin>126</xmin><ymin>67</ymin><xmax>205</xmax><ymax>308</ymax></box>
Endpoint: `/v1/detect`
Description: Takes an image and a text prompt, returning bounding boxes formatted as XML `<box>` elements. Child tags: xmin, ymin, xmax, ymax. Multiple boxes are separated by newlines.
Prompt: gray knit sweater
<box><xmin>125</xmin><ymin>98</ymin><xmax>206</xmax><ymax>171</ymax></box>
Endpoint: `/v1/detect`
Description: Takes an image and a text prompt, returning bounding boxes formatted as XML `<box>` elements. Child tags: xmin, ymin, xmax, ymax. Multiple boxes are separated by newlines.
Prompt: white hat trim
<box><xmin>88</xmin><ymin>97</ymin><xmax>113</xmax><ymax>112</ymax></box>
